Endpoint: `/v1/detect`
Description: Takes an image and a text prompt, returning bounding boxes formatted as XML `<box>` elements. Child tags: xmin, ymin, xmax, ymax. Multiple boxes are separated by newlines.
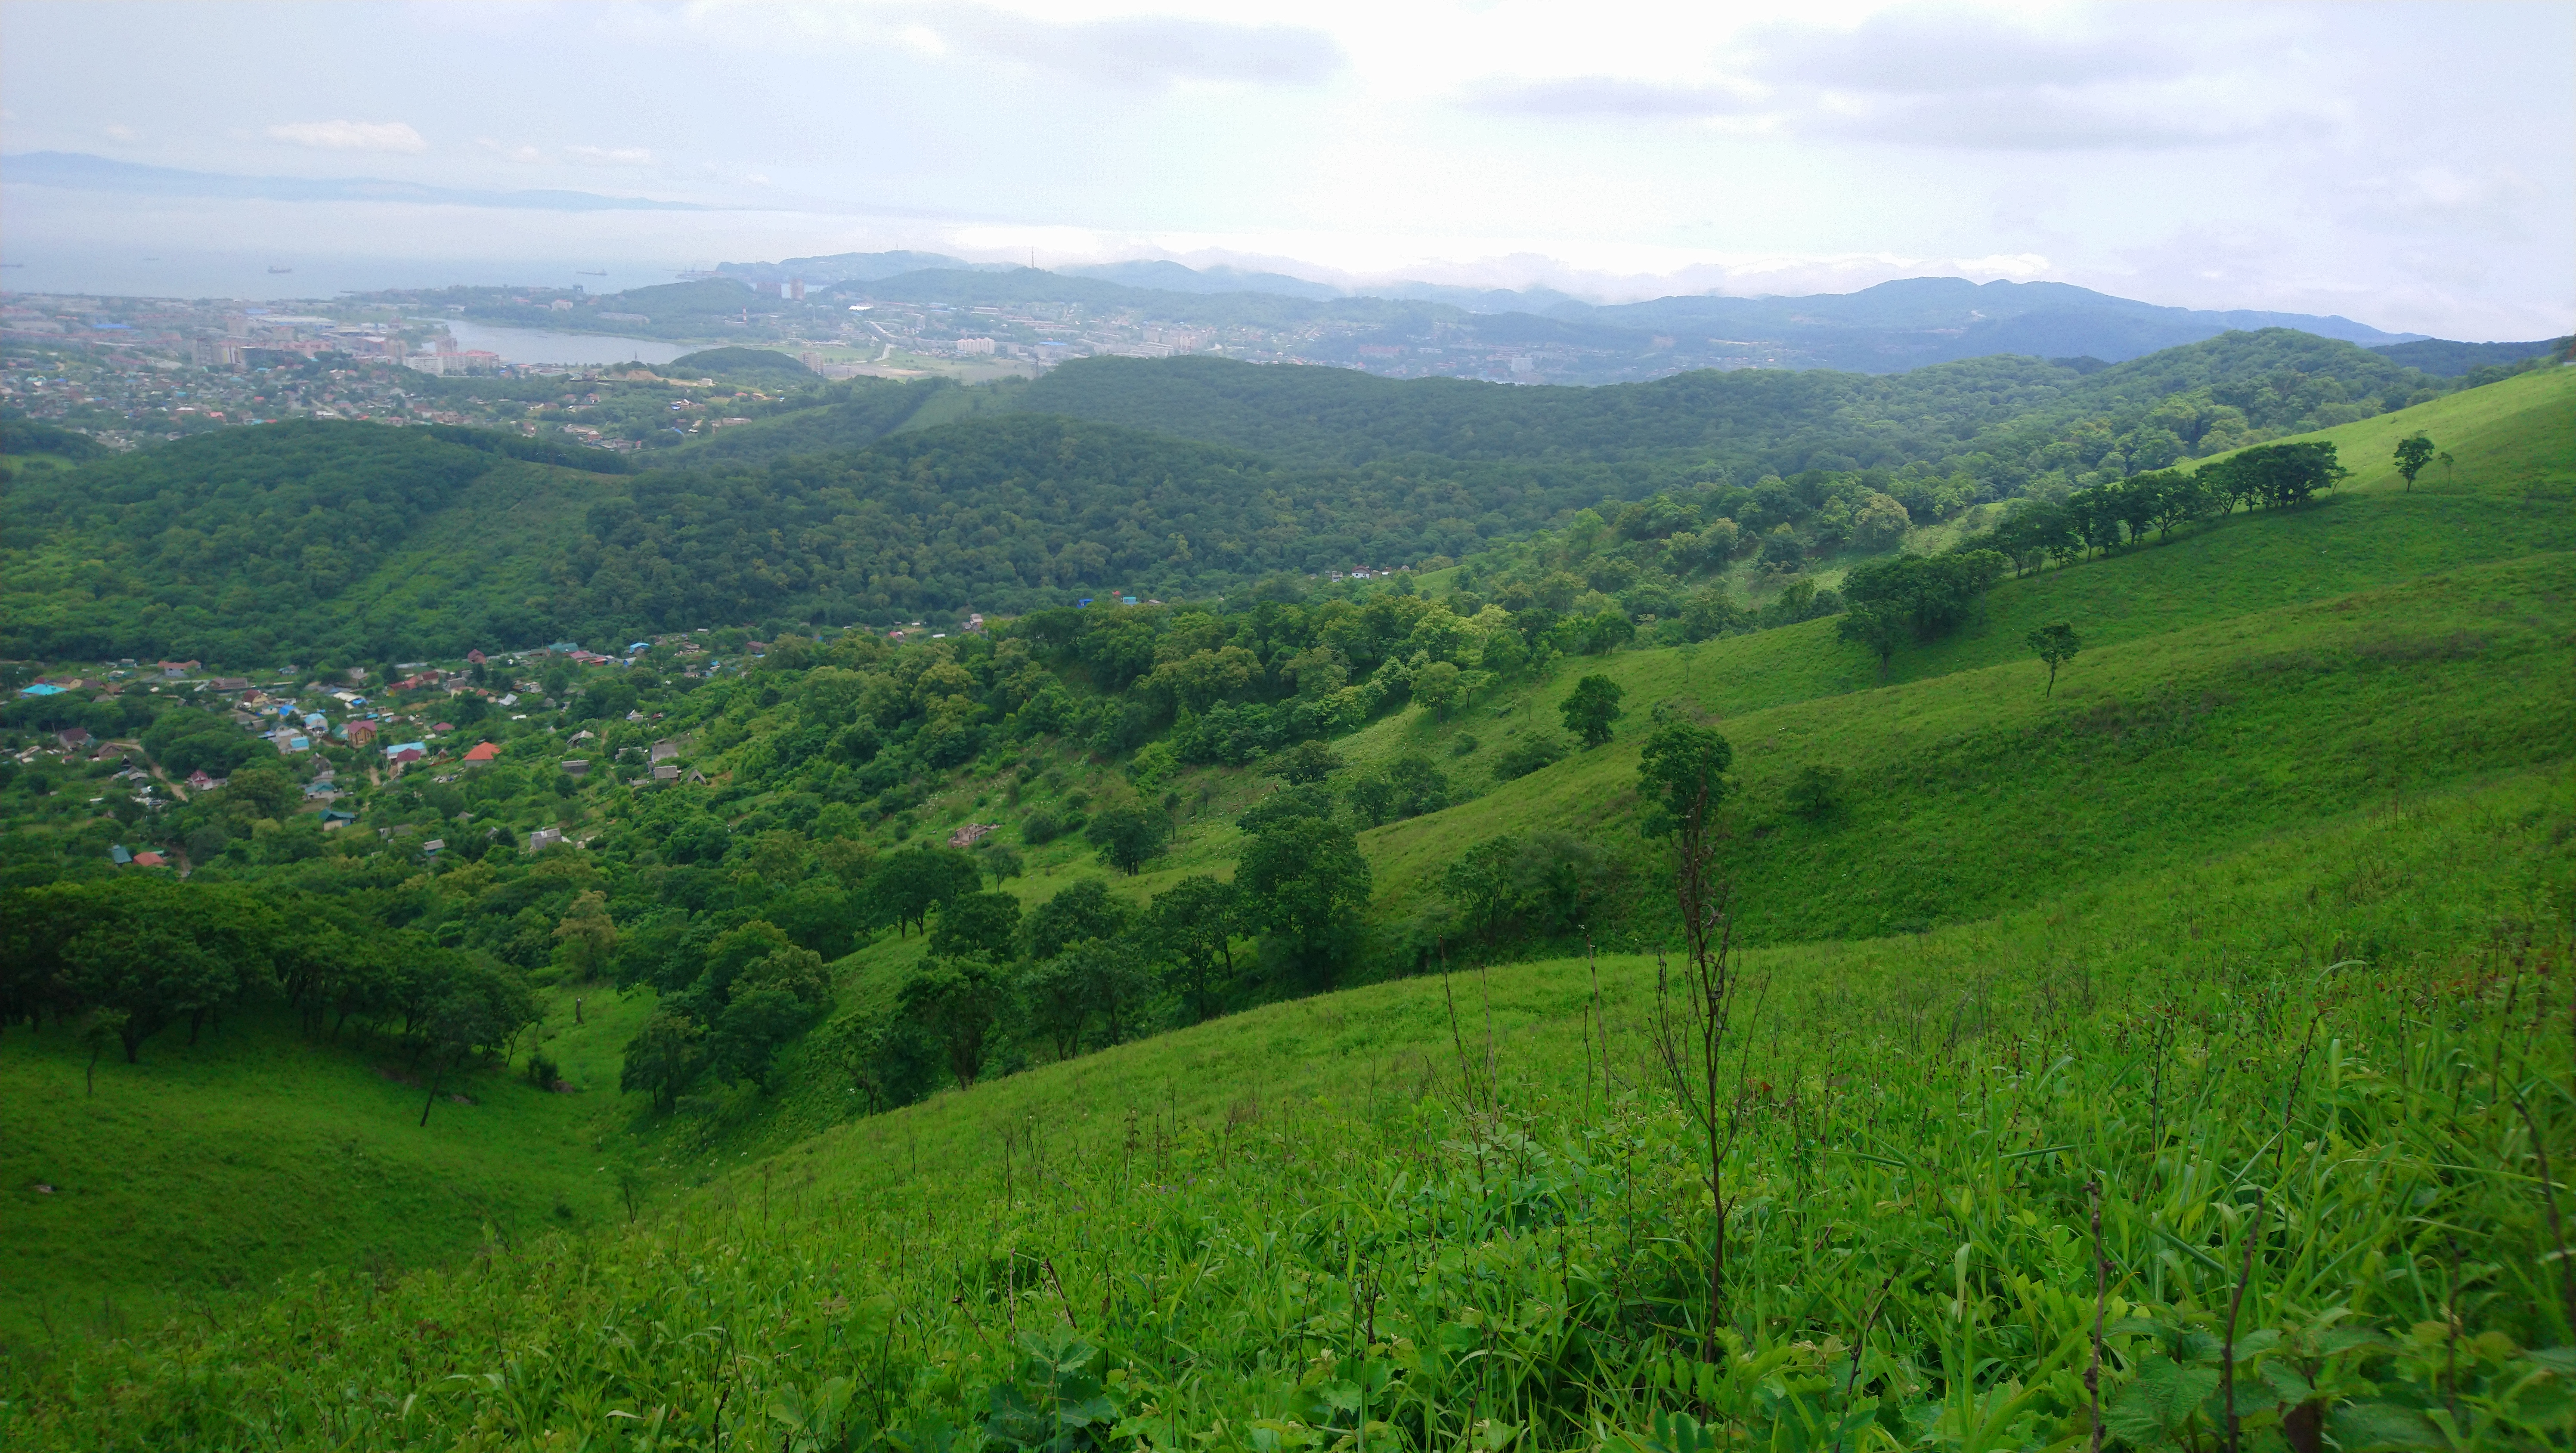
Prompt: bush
<box><xmin>1490</xmin><ymin>735</ymin><xmax>1569</xmax><ymax>783</ymax></box>
<box><xmin>524</xmin><ymin>1052</ymin><xmax>562</xmax><ymax>1088</ymax></box>
<box><xmin>1020</xmin><ymin>809</ymin><xmax>1068</xmax><ymax>845</ymax></box>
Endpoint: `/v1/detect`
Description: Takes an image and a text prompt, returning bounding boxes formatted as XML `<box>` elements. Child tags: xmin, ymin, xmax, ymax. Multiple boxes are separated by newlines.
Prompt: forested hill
<box><xmin>0</xmin><ymin>328</ymin><xmax>2505</xmax><ymax>666</ymax></box>
<box><xmin>1012</xmin><ymin>328</ymin><xmax>2446</xmax><ymax>471</ymax></box>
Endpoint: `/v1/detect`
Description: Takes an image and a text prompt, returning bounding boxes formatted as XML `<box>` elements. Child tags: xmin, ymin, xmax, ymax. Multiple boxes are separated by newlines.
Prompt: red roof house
<box><xmin>462</xmin><ymin>741</ymin><xmax>502</xmax><ymax>764</ymax></box>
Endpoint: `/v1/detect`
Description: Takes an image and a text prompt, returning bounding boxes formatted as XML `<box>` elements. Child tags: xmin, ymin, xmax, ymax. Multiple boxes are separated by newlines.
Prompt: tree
<box><xmin>2205</xmin><ymin>441</ymin><xmax>2348</xmax><ymax>509</ymax></box>
<box><xmin>1268</xmin><ymin>739</ymin><xmax>1342</xmax><ymax>785</ymax></box>
<box><xmin>81</xmin><ymin>1009</ymin><xmax>126</xmax><ymax>1097</ymax></box>
<box><xmin>1841</xmin><ymin>550</ymin><xmax>2006</xmax><ymax>648</ymax></box>
<box><xmin>1636</xmin><ymin>720</ymin><xmax>1749</xmax><ymax>1359</ymax></box>
<box><xmin>901</xmin><ymin>957</ymin><xmax>1009</xmax><ymax>1088</ymax></box>
<box><xmin>1560</xmin><ymin>674</ymin><xmax>1625</xmax><ymax>748</ymax></box>
<box><xmin>1025</xmin><ymin>878</ymin><xmax>1137</xmax><ymax>962</ymax></box>
<box><xmin>1016</xmin><ymin>953</ymin><xmax>1091</xmax><ymax>1061</ymax></box>
<box><xmin>867</xmin><ymin>845</ymin><xmax>981</xmax><ymax>937</ymax></box>
<box><xmin>710</xmin><ymin>985</ymin><xmax>811</xmax><ymax>1090</ymax></box>
<box><xmin>2393</xmin><ymin>432</ymin><xmax>2434</xmax><ymax>492</ymax></box>
<box><xmin>1784</xmin><ymin>763</ymin><xmax>1843</xmax><ymax>819</ymax></box>
<box><xmin>930</xmin><ymin>891</ymin><xmax>1022</xmax><ymax>964</ymax></box>
<box><xmin>619</xmin><ymin>1010</ymin><xmax>706</xmax><ymax>1112</ymax></box>
<box><xmin>1850</xmin><ymin>491</ymin><xmax>1911</xmax><ymax>550</ymax></box>
<box><xmin>1148</xmin><ymin>875</ymin><xmax>1241</xmax><ymax>1022</ymax></box>
<box><xmin>1084</xmin><ymin>803</ymin><xmax>1170</xmax><ymax>876</ymax></box>
<box><xmin>1237</xmin><ymin>815</ymin><xmax>1372</xmax><ymax>987</ymax></box>
<box><xmin>418</xmin><ymin>987</ymin><xmax>511</xmax><ymax>1127</ymax></box>
<box><xmin>2026</xmin><ymin>622</ymin><xmax>2082</xmax><ymax>697</ymax></box>
<box><xmin>1349</xmin><ymin>755</ymin><xmax>1449</xmax><ymax>826</ymax></box>
<box><xmin>1066</xmin><ymin>936</ymin><xmax>1153</xmax><ymax>1046</ymax></box>
<box><xmin>974</xmin><ymin>842</ymin><xmax>1024</xmax><ymax>890</ymax></box>
<box><xmin>822</xmin><ymin>1008</ymin><xmax>939</xmax><ymax>1113</ymax></box>
<box><xmin>550</xmin><ymin>889</ymin><xmax>617</xmax><ymax>980</ymax></box>
<box><xmin>1835</xmin><ymin>603</ymin><xmax>1908</xmax><ymax>680</ymax></box>
<box><xmin>1412</xmin><ymin>660</ymin><xmax>1465</xmax><ymax>722</ymax></box>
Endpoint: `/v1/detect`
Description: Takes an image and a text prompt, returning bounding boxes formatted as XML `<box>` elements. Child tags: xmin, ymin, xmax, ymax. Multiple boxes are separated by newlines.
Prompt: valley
<box><xmin>2</xmin><ymin>328</ymin><xmax>2571</xmax><ymax>1450</ymax></box>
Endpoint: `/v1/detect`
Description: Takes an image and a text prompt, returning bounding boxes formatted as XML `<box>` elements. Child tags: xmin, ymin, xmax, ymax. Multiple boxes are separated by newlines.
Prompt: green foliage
<box><xmin>2393</xmin><ymin>430</ymin><xmax>2435</xmax><ymax>490</ymax></box>
<box><xmin>1083</xmin><ymin>803</ymin><xmax>1169</xmax><ymax>876</ymax></box>
<box><xmin>1489</xmin><ymin>733</ymin><xmax>1569</xmax><ymax>783</ymax></box>
<box><xmin>1347</xmin><ymin>754</ymin><xmax>1449</xmax><ymax>827</ymax></box>
<box><xmin>19</xmin><ymin>767</ymin><xmax>2569</xmax><ymax>1449</ymax></box>
<box><xmin>1268</xmin><ymin>738</ymin><xmax>1343</xmax><ymax>785</ymax></box>
<box><xmin>1024</xmin><ymin>878</ymin><xmax>1136</xmax><ymax>963</ymax></box>
<box><xmin>1782</xmin><ymin>763</ymin><xmax>1843</xmax><ymax>820</ymax></box>
<box><xmin>929</xmin><ymin>890</ymin><xmax>1022</xmax><ymax>963</ymax></box>
<box><xmin>1560</xmin><ymin>674</ymin><xmax>1624</xmax><ymax>748</ymax></box>
<box><xmin>1439</xmin><ymin>830</ymin><xmax>1615</xmax><ymax>949</ymax></box>
<box><xmin>1236</xmin><ymin>813</ymin><xmax>1372</xmax><ymax>986</ymax></box>
<box><xmin>2025</xmin><ymin>621</ymin><xmax>2081</xmax><ymax>696</ymax></box>
<box><xmin>665</xmin><ymin>346</ymin><xmax>818</xmax><ymax>382</ymax></box>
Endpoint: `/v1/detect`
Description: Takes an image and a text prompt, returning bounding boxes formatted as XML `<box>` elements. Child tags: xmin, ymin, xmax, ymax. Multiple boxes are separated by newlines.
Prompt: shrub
<box><xmin>1490</xmin><ymin>735</ymin><xmax>1569</xmax><ymax>782</ymax></box>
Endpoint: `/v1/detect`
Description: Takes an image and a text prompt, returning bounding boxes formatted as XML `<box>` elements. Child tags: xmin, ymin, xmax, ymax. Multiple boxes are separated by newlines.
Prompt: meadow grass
<box><xmin>1360</xmin><ymin>550</ymin><xmax>2576</xmax><ymax>943</ymax></box>
<box><xmin>0</xmin><ymin>981</ymin><xmax>657</xmax><ymax>1347</ymax></box>
<box><xmin>10</xmin><ymin>764</ymin><xmax>2568</xmax><ymax>1449</ymax></box>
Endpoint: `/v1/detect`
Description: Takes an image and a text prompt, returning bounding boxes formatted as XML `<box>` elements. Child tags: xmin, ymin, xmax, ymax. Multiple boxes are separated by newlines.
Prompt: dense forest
<box><xmin>0</xmin><ymin>328</ymin><xmax>2516</xmax><ymax>668</ymax></box>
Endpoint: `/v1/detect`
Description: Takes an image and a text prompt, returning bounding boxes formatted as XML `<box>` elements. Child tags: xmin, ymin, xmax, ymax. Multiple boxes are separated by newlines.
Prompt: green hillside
<box><xmin>0</xmin><ymin>986</ymin><xmax>655</xmax><ymax>1345</ymax></box>
<box><xmin>0</xmin><ymin>333</ymin><xmax>2516</xmax><ymax>669</ymax></box>
<box><xmin>3</xmin><ymin>352</ymin><xmax>2570</xmax><ymax>1448</ymax></box>
<box><xmin>12</xmin><ymin>761</ymin><xmax>2568</xmax><ymax>1446</ymax></box>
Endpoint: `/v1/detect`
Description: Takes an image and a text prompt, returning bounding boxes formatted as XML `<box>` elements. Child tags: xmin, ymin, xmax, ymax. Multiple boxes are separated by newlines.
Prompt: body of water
<box><xmin>436</xmin><ymin>318</ymin><xmax>692</xmax><ymax>367</ymax></box>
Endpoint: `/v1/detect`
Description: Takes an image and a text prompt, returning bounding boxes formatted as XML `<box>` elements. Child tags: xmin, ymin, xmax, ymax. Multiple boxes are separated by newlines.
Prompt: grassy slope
<box><xmin>681</xmin><ymin>375</ymin><xmax>2576</xmax><ymax>1165</ymax></box>
<box><xmin>0</xmin><ymin>983</ymin><xmax>656</xmax><ymax>1346</ymax></box>
<box><xmin>1363</xmin><ymin>551</ymin><xmax>2575</xmax><ymax>940</ymax></box>
<box><xmin>21</xmin><ymin>761</ymin><xmax>2570</xmax><ymax>1444</ymax></box>
<box><xmin>6</xmin><ymin>367</ymin><xmax>2565</xmax><ymax>1400</ymax></box>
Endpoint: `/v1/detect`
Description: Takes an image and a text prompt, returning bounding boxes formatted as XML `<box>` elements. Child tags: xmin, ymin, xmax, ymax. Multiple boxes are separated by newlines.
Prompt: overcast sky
<box><xmin>2</xmin><ymin>0</ymin><xmax>2569</xmax><ymax>338</ymax></box>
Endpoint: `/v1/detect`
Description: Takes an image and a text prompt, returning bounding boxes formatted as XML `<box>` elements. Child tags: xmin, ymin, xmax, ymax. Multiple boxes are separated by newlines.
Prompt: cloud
<box><xmin>478</xmin><ymin>137</ymin><xmax>547</xmax><ymax>164</ymax></box>
<box><xmin>1461</xmin><ymin>75</ymin><xmax>1762</xmax><ymax>119</ymax></box>
<box><xmin>565</xmin><ymin>145</ymin><xmax>656</xmax><ymax>168</ymax></box>
<box><xmin>103</xmin><ymin>123</ymin><xmax>141</xmax><ymax>142</ymax></box>
<box><xmin>265</xmin><ymin>119</ymin><xmax>428</xmax><ymax>153</ymax></box>
<box><xmin>1452</xmin><ymin>7</ymin><xmax>2331</xmax><ymax>150</ymax></box>
<box><xmin>919</xmin><ymin>9</ymin><xmax>1345</xmax><ymax>88</ymax></box>
<box><xmin>2336</xmin><ymin>165</ymin><xmax>2543</xmax><ymax>241</ymax></box>
<box><xmin>1746</xmin><ymin>9</ymin><xmax>2189</xmax><ymax>95</ymax></box>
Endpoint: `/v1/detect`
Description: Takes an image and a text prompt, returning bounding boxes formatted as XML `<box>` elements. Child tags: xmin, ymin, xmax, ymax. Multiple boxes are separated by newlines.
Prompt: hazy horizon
<box><xmin>3</xmin><ymin>1</ymin><xmax>2570</xmax><ymax>340</ymax></box>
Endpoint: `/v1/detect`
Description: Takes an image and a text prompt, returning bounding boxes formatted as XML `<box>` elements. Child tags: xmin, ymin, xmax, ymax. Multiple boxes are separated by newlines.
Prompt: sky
<box><xmin>1</xmin><ymin>0</ymin><xmax>2569</xmax><ymax>339</ymax></box>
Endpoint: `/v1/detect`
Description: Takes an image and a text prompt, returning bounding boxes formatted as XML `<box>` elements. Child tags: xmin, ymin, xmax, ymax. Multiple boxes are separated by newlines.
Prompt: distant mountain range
<box><xmin>711</xmin><ymin>250</ymin><xmax>2554</xmax><ymax>378</ymax></box>
<box><xmin>10</xmin><ymin>152</ymin><xmax>2555</xmax><ymax>380</ymax></box>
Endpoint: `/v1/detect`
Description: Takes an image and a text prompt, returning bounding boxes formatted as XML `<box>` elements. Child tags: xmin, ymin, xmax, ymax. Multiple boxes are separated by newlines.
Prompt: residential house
<box><xmin>650</xmin><ymin>740</ymin><xmax>681</xmax><ymax>762</ymax></box>
<box><xmin>344</xmin><ymin>720</ymin><xmax>379</xmax><ymax>747</ymax></box>
<box><xmin>185</xmin><ymin>770</ymin><xmax>223</xmax><ymax>791</ymax></box>
<box><xmin>109</xmin><ymin>845</ymin><xmax>132</xmax><ymax>865</ymax></box>
<box><xmin>56</xmin><ymin>727</ymin><xmax>91</xmax><ymax>751</ymax></box>
<box><xmin>131</xmin><ymin>850</ymin><xmax>167</xmax><ymax>867</ymax></box>
<box><xmin>529</xmin><ymin>825</ymin><xmax>564</xmax><ymax>853</ymax></box>
<box><xmin>320</xmin><ymin>809</ymin><xmax>358</xmax><ymax>830</ymax></box>
<box><xmin>462</xmin><ymin>741</ymin><xmax>502</xmax><ymax>766</ymax></box>
<box><xmin>560</xmin><ymin>759</ymin><xmax>589</xmax><ymax>777</ymax></box>
<box><xmin>211</xmin><ymin>677</ymin><xmax>251</xmax><ymax>693</ymax></box>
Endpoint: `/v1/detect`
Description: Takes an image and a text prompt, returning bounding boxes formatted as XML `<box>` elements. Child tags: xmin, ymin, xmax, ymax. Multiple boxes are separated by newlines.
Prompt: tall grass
<box><xmin>9</xmin><ymin>769</ymin><xmax>2570</xmax><ymax>1450</ymax></box>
